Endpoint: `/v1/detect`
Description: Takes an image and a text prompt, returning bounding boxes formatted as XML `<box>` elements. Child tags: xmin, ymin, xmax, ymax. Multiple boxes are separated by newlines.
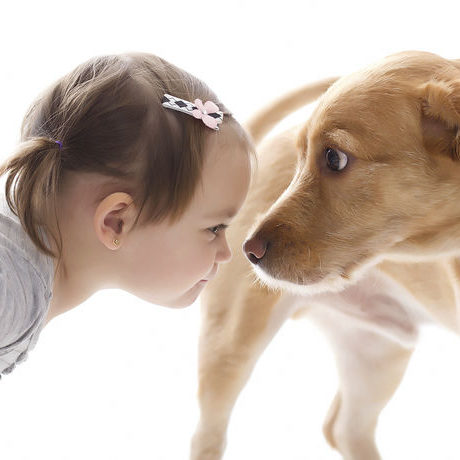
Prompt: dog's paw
<box><xmin>190</xmin><ymin>427</ymin><xmax>227</xmax><ymax>460</ymax></box>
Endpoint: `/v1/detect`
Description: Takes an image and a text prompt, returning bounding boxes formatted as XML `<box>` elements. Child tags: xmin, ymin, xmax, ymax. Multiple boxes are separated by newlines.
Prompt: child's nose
<box><xmin>216</xmin><ymin>236</ymin><xmax>232</xmax><ymax>263</ymax></box>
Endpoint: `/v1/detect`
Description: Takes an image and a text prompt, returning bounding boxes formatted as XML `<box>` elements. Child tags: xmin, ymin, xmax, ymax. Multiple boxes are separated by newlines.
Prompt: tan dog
<box><xmin>190</xmin><ymin>51</ymin><xmax>460</xmax><ymax>460</ymax></box>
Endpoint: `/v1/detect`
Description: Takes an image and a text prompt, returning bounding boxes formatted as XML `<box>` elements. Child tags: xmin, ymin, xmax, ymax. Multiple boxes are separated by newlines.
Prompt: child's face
<box><xmin>121</xmin><ymin>126</ymin><xmax>251</xmax><ymax>308</ymax></box>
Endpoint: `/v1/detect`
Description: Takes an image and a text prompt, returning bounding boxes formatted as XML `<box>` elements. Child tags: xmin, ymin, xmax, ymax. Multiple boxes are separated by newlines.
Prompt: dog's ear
<box><xmin>419</xmin><ymin>80</ymin><xmax>460</xmax><ymax>160</ymax></box>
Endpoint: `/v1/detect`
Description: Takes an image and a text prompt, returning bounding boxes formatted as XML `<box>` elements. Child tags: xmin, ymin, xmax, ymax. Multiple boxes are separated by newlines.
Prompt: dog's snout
<box><xmin>243</xmin><ymin>235</ymin><xmax>268</xmax><ymax>264</ymax></box>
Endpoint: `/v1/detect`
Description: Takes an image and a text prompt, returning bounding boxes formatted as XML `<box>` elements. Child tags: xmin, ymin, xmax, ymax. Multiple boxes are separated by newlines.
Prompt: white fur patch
<box><xmin>255</xmin><ymin>265</ymin><xmax>433</xmax><ymax>348</ymax></box>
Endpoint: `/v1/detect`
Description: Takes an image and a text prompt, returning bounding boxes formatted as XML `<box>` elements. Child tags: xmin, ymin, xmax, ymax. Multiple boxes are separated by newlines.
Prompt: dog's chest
<box><xmin>289</xmin><ymin>268</ymin><xmax>439</xmax><ymax>347</ymax></box>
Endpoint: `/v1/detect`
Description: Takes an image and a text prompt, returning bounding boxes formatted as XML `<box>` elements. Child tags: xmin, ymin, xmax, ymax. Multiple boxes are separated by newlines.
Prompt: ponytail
<box><xmin>0</xmin><ymin>136</ymin><xmax>63</xmax><ymax>262</ymax></box>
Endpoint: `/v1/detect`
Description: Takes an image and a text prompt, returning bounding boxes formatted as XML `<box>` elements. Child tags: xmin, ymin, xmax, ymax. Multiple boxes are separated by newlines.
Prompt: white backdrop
<box><xmin>1</xmin><ymin>1</ymin><xmax>460</xmax><ymax>459</ymax></box>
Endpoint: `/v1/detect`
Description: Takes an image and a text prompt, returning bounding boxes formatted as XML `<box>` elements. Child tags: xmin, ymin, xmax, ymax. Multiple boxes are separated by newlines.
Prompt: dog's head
<box><xmin>244</xmin><ymin>51</ymin><xmax>460</xmax><ymax>295</ymax></box>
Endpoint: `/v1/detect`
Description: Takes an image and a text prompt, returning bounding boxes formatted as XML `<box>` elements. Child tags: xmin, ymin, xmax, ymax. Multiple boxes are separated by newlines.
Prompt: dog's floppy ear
<box><xmin>419</xmin><ymin>80</ymin><xmax>460</xmax><ymax>160</ymax></box>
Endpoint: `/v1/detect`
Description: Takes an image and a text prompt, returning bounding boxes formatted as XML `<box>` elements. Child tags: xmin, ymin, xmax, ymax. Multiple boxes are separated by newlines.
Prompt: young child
<box><xmin>0</xmin><ymin>52</ymin><xmax>256</xmax><ymax>378</ymax></box>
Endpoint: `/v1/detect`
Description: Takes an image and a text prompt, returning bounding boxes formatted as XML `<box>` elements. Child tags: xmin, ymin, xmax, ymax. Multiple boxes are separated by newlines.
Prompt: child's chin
<box><xmin>166</xmin><ymin>285</ymin><xmax>203</xmax><ymax>308</ymax></box>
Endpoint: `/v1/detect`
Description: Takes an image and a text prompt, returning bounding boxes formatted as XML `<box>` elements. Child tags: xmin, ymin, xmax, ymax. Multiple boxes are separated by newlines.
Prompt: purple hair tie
<box><xmin>55</xmin><ymin>140</ymin><xmax>63</xmax><ymax>149</ymax></box>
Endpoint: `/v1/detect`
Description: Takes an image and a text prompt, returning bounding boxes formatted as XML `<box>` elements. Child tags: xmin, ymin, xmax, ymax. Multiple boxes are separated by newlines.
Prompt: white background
<box><xmin>1</xmin><ymin>1</ymin><xmax>460</xmax><ymax>459</ymax></box>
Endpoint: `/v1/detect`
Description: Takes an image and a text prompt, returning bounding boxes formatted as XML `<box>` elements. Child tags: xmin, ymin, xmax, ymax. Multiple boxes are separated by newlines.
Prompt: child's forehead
<box><xmin>191</xmin><ymin>137</ymin><xmax>251</xmax><ymax>218</ymax></box>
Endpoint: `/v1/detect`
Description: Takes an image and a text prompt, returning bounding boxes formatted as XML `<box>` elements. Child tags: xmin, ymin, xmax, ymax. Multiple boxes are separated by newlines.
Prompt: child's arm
<box><xmin>0</xmin><ymin>247</ymin><xmax>47</xmax><ymax>376</ymax></box>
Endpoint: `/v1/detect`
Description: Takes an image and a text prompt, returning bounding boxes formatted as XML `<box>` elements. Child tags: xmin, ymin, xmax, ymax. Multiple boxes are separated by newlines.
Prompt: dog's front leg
<box><xmin>190</xmin><ymin>287</ymin><xmax>294</xmax><ymax>460</ymax></box>
<box><xmin>310</xmin><ymin>305</ymin><xmax>415</xmax><ymax>460</ymax></box>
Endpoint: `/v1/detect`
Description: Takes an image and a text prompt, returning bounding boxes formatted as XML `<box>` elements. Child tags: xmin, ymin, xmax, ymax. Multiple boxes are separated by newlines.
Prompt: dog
<box><xmin>190</xmin><ymin>50</ymin><xmax>460</xmax><ymax>460</ymax></box>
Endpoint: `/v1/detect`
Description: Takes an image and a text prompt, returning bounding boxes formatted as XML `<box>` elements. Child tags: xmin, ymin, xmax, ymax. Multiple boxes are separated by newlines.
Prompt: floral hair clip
<box><xmin>161</xmin><ymin>94</ymin><xmax>224</xmax><ymax>130</ymax></box>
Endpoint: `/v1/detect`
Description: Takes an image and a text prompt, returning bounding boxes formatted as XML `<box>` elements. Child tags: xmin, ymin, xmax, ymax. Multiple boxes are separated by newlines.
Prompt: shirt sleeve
<box><xmin>0</xmin><ymin>246</ymin><xmax>42</xmax><ymax>349</ymax></box>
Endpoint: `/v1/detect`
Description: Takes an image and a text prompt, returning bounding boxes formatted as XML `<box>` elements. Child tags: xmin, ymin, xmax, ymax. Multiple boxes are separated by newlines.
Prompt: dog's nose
<box><xmin>243</xmin><ymin>235</ymin><xmax>268</xmax><ymax>264</ymax></box>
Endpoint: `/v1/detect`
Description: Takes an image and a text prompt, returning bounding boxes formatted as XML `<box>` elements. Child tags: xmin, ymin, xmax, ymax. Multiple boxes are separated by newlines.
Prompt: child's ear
<box><xmin>419</xmin><ymin>79</ymin><xmax>460</xmax><ymax>160</ymax></box>
<box><xmin>94</xmin><ymin>192</ymin><xmax>135</xmax><ymax>250</ymax></box>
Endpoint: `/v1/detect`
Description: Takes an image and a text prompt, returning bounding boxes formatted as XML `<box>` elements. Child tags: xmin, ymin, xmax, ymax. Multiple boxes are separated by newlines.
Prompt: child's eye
<box><xmin>208</xmin><ymin>224</ymin><xmax>228</xmax><ymax>236</ymax></box>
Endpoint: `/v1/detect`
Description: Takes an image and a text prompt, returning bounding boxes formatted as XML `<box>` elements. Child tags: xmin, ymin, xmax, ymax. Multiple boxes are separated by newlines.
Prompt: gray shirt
<box><xmin>0</xmin><ymin>192</ymin><xmax>55</xmax><ymax>378</ymax></box>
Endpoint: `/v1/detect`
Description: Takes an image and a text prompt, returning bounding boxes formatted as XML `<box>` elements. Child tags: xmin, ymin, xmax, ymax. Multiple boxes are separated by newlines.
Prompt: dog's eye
<box><xmin>325</xmin><ymin>147</ymin><xmax>348</xmax><ymax>171</ymax></box>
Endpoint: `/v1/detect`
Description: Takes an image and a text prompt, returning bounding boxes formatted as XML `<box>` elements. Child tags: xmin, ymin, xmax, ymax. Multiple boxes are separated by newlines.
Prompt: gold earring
<box><xmin>113</xmin><ymin>238</ymin><xmax>120</xmax><ymax>246</ymax></box>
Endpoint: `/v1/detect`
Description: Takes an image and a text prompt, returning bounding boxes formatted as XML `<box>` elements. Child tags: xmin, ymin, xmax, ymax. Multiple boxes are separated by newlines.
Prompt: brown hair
<box><xmin>0</xmin><ymin>52</ymin><xmax>257</xmax><ymax>275</ymax></box>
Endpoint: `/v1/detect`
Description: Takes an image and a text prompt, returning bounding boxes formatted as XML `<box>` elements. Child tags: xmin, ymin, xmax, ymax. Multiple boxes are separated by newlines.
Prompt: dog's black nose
<box><xmin>243</xmin><ymin>236</ymin><xmax>268</xmax><ymax>264</ymax></box>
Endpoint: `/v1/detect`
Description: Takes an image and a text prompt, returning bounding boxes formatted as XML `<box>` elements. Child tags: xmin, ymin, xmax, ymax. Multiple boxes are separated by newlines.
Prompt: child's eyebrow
<box><xmin>204</xmin><ymin>208</ymin><xmax>237</xmax><ymax>219</ymax></box>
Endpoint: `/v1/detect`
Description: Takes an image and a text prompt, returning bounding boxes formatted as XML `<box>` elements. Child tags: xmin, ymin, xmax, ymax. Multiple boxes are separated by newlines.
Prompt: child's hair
<box><xmin>0</xmin><ymin>52</ymin><xmax>257</xmax><ymax>272</ymax></box>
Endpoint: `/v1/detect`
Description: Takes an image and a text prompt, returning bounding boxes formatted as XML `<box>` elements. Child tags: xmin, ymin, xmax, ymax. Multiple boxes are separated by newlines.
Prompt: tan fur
<box><xmin>190</xmin><ymin>51</ymin><xmax>460</xmax><ymax>459</ymax></box>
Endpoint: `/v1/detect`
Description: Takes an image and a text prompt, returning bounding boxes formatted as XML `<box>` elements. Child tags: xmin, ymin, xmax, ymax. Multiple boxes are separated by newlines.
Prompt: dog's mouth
<box><xmin>245</xmin><ymin>238</ymin><xmax>377</xmax><ymax>296</ymax></box>
<box><xmin>250</xmin><ymin>262</ymin><xmax>353</xmax><ymax>296</ymax></box>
